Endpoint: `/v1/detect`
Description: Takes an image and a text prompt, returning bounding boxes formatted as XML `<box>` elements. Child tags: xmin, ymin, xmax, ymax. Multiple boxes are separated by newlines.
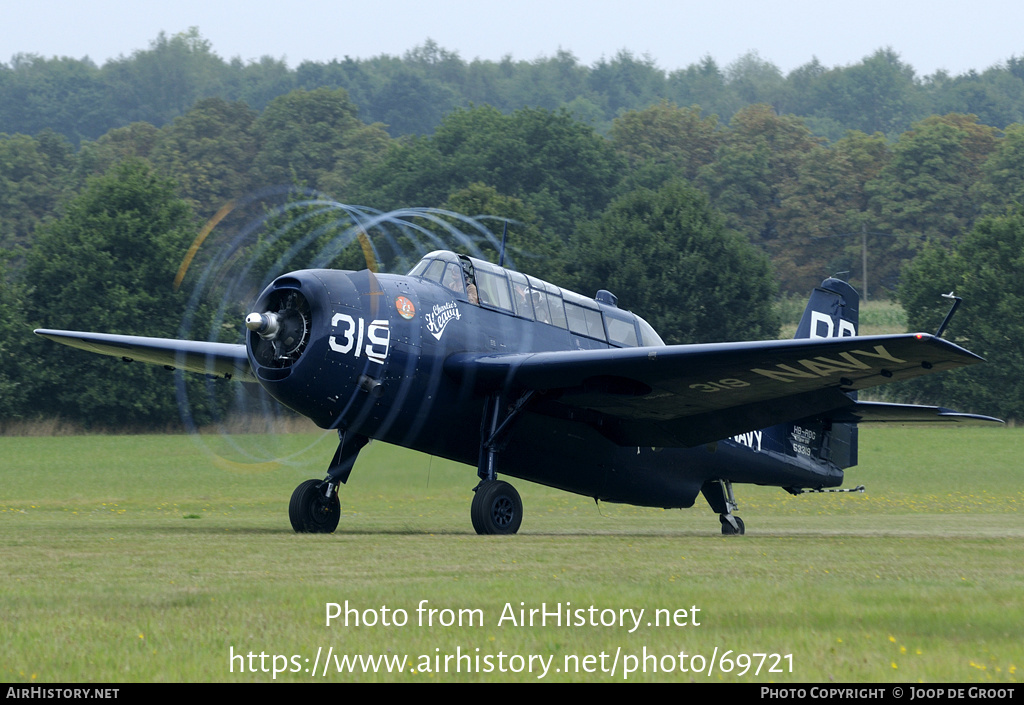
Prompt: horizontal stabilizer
<box><xmin>34</xmin><ymin>329</ymin><xmax>254</xmax><ymax>383</ymax></box>
<box><xmin>827</xmin><ymin>401</ymin><xmax>1003</xmax><ymax>426</ymax></box>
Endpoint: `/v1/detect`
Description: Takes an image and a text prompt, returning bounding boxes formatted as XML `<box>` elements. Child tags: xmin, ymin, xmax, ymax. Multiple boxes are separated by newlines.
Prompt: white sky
<box><xmin>3</xmin><ymin>0</ymin><xmax>1022</xmax><ymax>77</ymax></box>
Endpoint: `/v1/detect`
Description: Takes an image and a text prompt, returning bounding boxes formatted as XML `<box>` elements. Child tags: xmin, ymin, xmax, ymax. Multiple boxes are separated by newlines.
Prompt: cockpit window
<box><xmin>421</xmin><ymin>259</ymin><xmax>446</xmax><ymax>283</ymax></box>
<box><xmin>561</xmin><ymin>289</ymin><xmax>605</xmax><ymax>341</ymax></box>
<box><xmin>636</xmin><ymin>315</ymin><xmax>666</xmax><ymax>346</ymax></box>
<box><xmin>441</xmin><ymin>263</ymin><xmax>466</xmax><ymax>294</ymax></box>
<box><xmin>508</xmin><ymin>271</ymin><xmax>533</xmax><ymax>319</ymax></box>
<box><xmin>475</xmin><ymin>268</ymin><xmax>513</xmax><ymax>311</ymax></box>
<box><xmin>528</xmin><ymin>275</ymin><xmax>567</xmax><ymax>329</ymax></box>
<box><xmin>411</xmin><ymin>251</ymin><xmax>666</xmax><ymax>346</ymax></box>
<box><xmin>564</xmin><ymin>302</ymin><xmax>606</xmax><ymax>341</ymax></box>
<box><xmin>604</xmin><ymin>313</ymin><xmax>639</xmax><ymax>347</ymax></box>
<box><xmin>407</xmin><ymin>259</ymin><xmax>430</xmax><ymax>277</ymax></box>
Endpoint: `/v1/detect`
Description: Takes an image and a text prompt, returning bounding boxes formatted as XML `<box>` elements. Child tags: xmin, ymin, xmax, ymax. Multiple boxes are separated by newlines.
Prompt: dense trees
<box><xmin>869</xmin><ymin>114</ymin><xmax>998</xmax><ymax>241</ymax></box>
<box><xmin>4</xmin><ymin>81</ymin><xmax>1021</xmax><ymax>309</ymax></box>
<box><xmin>793</xmin><ymin>49</ymin><xmax>927</xmax><ymax>138</ymax></box>
<box><xmin>974</xmin><ymin>123</ymin><xmax>1024</xmax><ymax>215</ymax></box>
<box><xmin>775</xmin><ymin>131</ymin><xmax>890</xmax><ymax>295</ymax></box>
<box><xmin>252</xmin><ymin>88</ymin><xmax>390</xmax><ymax>199</ymax></box>
<box><xmin>149</xmin><ymin>97</ymin><xmax>259</xmax><ymax>214</ymax></box>
<box><xmin>899</xmin><ymin>210</ymin><xmax>1024</xmax><ymax>420</ymax></box>
<box><xmin>0</xmin><ymin>130</ymin><xmax>75</xmax><ymax>251</ymax></box>
<box><xmin>570</xmin><ymin>181</ymin><xmax>779</xmax><ymax>345</ymax></box>
<box><xmin>23</xmin><ymin>161</ymin><xmax>197</xmax><ymax>427</ymax></box>
<box><xmin>610</xmin><ymin>101</ymin><xmax>719</xmax><ymax>187</ymax></box>
<box><xmin>351</xmin><ymin>105</ymin><xmax>622</xmax><ymax>237</ymax></box>
<box><xmin>865</xmin><ymin>114</ymin><xmax>999</xmax><ymax>290</ymax></box>
<box><xmin>0</xmin><ymin>254</ymin><xmax>30</xmax><ymax>418</ymax></box>
<box><xmin>0</xmin><ymin>54</ymin><xmax>111</xmax><ymax>143</ymax></box>
<box><xmin>7</xmin><ymin>31</ymin><xmax>1024</xmax><ymax>143</ymax></box>
<box><xmin>698</xmin><ymin>104</ymin><xmax>824</xmax><ymax>256</ymax></box>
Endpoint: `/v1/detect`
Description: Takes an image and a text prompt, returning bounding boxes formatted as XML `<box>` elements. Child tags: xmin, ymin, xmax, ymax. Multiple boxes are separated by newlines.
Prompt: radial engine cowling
<box><xmin>245</xmin><ymin>269</ymin><xmax>383</xmax><ymax>429</ymax></box>
<box><xmin>246</xmin><ymin>287</ymin><xmax>312</xmax><ymax>371</ymax></box>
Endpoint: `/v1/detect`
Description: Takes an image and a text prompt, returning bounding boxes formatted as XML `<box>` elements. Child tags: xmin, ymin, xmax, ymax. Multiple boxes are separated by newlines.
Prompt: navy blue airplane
<box><xmin>35</xmin><ymin>250</ymin><xmax>1000</xmax><ymax>535</ymax></box>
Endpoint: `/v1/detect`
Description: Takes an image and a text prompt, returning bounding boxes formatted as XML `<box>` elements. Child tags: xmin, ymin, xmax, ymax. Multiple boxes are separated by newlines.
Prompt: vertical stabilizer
<box><xmin>794</xmin><ymin>277</ymin><xmax>859</xmax><ymax>340</ymax></box>
<box><xmin>791</xmin><ymin>278</ymin><xmax>861</xmax><ymax>470</ymax></box>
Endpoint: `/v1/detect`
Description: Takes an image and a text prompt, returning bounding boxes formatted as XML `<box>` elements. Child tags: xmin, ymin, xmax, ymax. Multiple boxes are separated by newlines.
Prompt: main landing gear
<box><xmin>720</xmin><ymin>514</ymin><xmax>745</xmax><ymax>536</ymax></box>
<box><xmin>702</xmin><ymin>479</ymin><xmax>746</xmax><ymax>535</ymax></box>
<box><xmin>470</xmin><ymin>392</ymin><xmax>534</xmax><ymax>535</ymax></box>
<box><xmin>471</xmin><ymin>480</ymin><xmax>523</xmax><ymax>535</ymax></box>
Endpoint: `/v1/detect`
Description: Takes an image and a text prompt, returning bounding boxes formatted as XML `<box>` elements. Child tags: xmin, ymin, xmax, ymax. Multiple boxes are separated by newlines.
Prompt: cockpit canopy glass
<box><xmin>409</xmin><ymin>252</ymin><xmax>666</xmax><ymax>348</ymax></box>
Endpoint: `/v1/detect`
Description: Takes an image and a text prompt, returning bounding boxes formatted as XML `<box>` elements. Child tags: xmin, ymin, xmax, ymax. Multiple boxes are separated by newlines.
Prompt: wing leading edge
<box><xmin>445</xmin><ymin>333</ymin><xmax>996</xmax><ymax>447</ymax></box>
<box><xmin>34</xmin><ymin>329</ymin><xmax>254</xmax><ymax>383</ymax></box>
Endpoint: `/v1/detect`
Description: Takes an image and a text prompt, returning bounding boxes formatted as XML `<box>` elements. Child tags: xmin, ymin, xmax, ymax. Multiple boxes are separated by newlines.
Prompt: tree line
<box><xmin>5</xmin><ymin>29</ymin><xmax>1024</xmax><ymax>144</ymax></box>
<box><xmin>2</xmin><ymin>33</ymin><xmax>1024</xmax><ymax>426</ymax></box>
<box><xmin>5</xmin><ymin>92</ymin><xmax>1024</xmax><ymax>293</ymax></box>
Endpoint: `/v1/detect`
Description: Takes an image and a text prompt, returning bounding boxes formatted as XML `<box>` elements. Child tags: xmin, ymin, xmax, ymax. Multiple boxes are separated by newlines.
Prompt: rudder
<box><xmin>794</xmin><ymin>277</ymin><xmax>859</xmax><ymax>340</ymax></box>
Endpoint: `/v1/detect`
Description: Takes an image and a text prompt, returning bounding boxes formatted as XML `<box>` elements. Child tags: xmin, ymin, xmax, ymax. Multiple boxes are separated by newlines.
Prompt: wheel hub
<box><xmin>491</xmin><ymin>497</ymin><xmax>515</xmax><ymax>526</ymax></box>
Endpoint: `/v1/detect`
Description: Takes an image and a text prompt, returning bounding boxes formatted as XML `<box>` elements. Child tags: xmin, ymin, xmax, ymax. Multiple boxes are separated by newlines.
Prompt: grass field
<box><xmin>1</xmin><ymin>427</ymin><xmax>1021</xmax><ymax>683</ymax></box>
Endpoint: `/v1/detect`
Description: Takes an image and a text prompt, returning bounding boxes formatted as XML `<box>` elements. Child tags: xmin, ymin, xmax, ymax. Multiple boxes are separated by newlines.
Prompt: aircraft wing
<box><xmin>34</xmin><ymin>329</ymin><xmax>255</xmax><ymax>383</ymax></box>
<box><xmin>445</xmin><ymin>333</ymin><xmax>991</xmax><ymax>447</ymax></box>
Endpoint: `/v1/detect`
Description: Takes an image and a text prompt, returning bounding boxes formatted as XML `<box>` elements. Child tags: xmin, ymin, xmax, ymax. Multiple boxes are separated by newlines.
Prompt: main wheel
<box><xmin>289</xmin><ymin>479</ymin><xmax>341</xmax><ymax>533</ymax></box>
<box><xmin>471</xmin><ymin>480</ymin><xmax>523</xmax><ymax>535</ymax></box>
<box><xmin>720</xmin><ymin>515</ymin><xmax>745</xmax><ymax>535</ymax></box>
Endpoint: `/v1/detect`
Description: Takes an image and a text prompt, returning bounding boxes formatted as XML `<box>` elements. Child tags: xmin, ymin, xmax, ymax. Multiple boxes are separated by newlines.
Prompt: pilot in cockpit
<box><xmin>458</xmin><ymin>257</ymin><xmax>479</xmax><ymax>305</ymax></box>
<box><xmin>442</xmin><ymin>263</ymin><xmax>464</xmax><ymax>293</ymax></box>
<box><xmin>441</xmin><ymin>259</ymin><xmax>479</xmax><ymax>305</ymax></box>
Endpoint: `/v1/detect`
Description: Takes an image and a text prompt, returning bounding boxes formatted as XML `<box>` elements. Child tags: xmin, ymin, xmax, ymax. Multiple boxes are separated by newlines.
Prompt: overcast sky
<box><xmin>3</xmin><ymin>0</ymin><xmax>1022</xmax><ymax>77</ymax></box>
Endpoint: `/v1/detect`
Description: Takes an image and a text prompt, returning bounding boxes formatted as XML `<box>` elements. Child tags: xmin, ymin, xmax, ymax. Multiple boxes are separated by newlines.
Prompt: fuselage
<box><xmin>246</xmin><ymin>251</ymin><xmax>844</xmax><ymax>509</ymax></box>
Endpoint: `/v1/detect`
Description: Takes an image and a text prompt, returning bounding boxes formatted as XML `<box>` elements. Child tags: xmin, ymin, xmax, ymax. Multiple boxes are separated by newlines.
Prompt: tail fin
<box><xmin>794</xmin><ymin>277</ymin><xmax>859</xmax><ymax>340</ymax></box>
<box><xmin>788</xmin><ymin>278</ymin><xmax>862</xmax><ymax>474</ymax></box>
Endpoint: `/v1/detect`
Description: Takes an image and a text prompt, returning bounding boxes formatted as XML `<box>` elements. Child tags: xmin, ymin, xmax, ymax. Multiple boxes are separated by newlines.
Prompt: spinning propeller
<box><xmin>172</xmin><ymin>187</ymin><xmax>513</xmax><ymax>472</ymax></box>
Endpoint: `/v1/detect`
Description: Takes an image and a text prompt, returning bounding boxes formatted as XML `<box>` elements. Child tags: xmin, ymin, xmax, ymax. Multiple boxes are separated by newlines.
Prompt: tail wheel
<box><xmin>289</xmin><ymin>479</ymin><xmax>341</xmax><ymax>533</ymax></box>
<box><xmin>471</xmin><ymin>480</ymin><xmax>523</xmax><ymax>535</ymax></box>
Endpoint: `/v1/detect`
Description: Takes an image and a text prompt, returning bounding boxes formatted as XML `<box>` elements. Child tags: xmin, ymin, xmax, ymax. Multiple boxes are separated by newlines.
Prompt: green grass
<box><xmin>1</xmin><ymin>428</ymin><xmax>1021</xmax><ymax>683</ymax></box>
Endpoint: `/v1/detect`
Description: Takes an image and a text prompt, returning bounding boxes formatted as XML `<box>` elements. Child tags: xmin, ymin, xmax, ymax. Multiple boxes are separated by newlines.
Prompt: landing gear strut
<box><xmin>702</xmin><ymin>479</ymin><xmax>746</xmax><ymax>535</ymax></box>
<box><xmin>469</xmin><ymin>392</ymin><xmax>533</xmax><ymax>535</ymax></box>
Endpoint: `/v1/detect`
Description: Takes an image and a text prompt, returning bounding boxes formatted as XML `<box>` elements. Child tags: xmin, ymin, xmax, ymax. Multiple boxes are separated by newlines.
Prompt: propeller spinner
<box><xmin>246</xmin><ymin>289</ymin><xmax>311</xmax><ymax>368</ymax></box>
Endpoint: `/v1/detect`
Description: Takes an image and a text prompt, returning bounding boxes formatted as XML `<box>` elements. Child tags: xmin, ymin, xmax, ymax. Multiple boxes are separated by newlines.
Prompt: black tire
<box><xmin>720</xmin><ymin>515</ymin><xmax>745</xmax><ymax>536</ymax></box>
<box><xmin>289</xmin><ymin>479</ymin><xmax>341</xmax><ymax>533</ymax></box>
<box><xmin>471</xmin><ymin>480</ymin><xmax>523</xmax><ymax>535</ymax></box>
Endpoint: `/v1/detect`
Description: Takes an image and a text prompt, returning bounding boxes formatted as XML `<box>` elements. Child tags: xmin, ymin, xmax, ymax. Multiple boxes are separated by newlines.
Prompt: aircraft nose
<box><xmin>246</xmin><ymin>286</ymin><xmax>313</xmax><ymax>371</ymax></box>
<box><xmin>245</xmin><ymin>268</ymin><xmax>385</xmax><ymax>430</ymax></box>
